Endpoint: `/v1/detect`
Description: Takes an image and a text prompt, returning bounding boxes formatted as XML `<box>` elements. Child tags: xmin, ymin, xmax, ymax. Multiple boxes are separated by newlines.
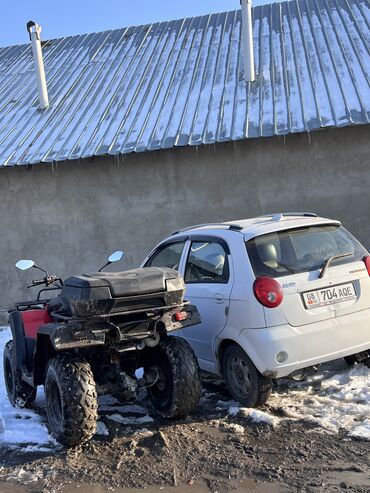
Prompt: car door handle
<box><xmin>212</xmin><ymin>295</ymin><xmax>224</xmax><ymax>304</ymax></box>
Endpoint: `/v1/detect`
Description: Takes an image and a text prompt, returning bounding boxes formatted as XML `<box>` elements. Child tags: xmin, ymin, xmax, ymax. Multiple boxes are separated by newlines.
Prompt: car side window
<box><xmin>185</xmin><ymin>241</ymin><xmax>229</xmax><ymax>284</ymax></box>
<box><xmin>145</xmin><ymin>241</ymin><xmax>186</xmax><ymax>270</ymax></box>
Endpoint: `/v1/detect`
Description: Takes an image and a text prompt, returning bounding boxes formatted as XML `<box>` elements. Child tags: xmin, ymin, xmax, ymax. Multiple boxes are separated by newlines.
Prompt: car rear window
<box><xmin>246</xmin><ymin>225</ymin><xmax>367</xmax><ymax>278</ymax></box>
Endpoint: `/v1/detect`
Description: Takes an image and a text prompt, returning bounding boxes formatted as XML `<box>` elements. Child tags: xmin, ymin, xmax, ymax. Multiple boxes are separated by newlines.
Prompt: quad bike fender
<box><xmin>33</xmin><ymin>323</ymin><xmax>106</xmax><ymax>386</ymax></box>
<box><xmin>8</xmin><ymin>310</ymin><xmax>26</xmax><ymax>371</ymax></box>
<box><xmin>21</xmin><ymin>309</ymin><xmax>52</xmax><ymax>339</ymax></box>
<box><xmin>38</xmin><ymin>322</ymin><xmax>106</xmax><ymax>350</ymax></box>
<box><xmin>33</xmin><ymin>325</ymin><xmax>57</xmax><ymax>386</ymax></box>
<box><xmin>8</xmin><ymin>310</ymin><xmax>54</xmax><ymax>379</ymax></box>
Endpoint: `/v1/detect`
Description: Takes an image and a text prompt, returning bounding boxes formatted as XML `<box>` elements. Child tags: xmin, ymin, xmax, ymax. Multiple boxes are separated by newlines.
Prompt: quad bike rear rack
<box><xmin>50</xmin><ymin>300</ymin><xmax>192</xmax><ymax>321</ymax></box>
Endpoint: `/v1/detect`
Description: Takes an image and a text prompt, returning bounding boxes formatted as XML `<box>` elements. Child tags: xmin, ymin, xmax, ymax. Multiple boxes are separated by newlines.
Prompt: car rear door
<box><xmin>180</xmin><ymin>236</ymin><xmax>233</xmax><ymax>363</ymax></box>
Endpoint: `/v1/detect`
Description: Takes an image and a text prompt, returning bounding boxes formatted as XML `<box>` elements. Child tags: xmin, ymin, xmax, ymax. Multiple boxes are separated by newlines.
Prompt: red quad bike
<box><xmin>3</xmin><ymin>251</ymin><xmax>201</xmax><ymax>447</ymax></box>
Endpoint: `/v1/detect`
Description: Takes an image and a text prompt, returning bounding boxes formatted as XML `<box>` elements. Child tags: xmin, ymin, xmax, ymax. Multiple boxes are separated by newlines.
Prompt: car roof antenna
<box><xmin>270</xmin><ymin>213</ymin><xmax>284</xmax><ymax>222</ymax></box>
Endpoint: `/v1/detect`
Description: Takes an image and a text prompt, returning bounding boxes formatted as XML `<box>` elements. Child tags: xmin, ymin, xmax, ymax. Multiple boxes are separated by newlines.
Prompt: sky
<box><xmin>1</xmin><ymin>0</ymin><xmax>268</xmax><ymax>48</ymax></box>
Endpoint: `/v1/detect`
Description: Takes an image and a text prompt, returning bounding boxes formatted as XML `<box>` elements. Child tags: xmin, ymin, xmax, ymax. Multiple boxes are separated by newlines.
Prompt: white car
<box><xmin>141</xmin><ymin>213</ymin><xmax>370</xmax><ymax>407</ymax></box>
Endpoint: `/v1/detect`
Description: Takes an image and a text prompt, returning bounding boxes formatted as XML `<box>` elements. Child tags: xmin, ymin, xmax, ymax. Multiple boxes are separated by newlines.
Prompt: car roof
<box><xmin>171</xmin><ymin>213</ymin><xmax>341</xmax><ymax>242</ymax></box>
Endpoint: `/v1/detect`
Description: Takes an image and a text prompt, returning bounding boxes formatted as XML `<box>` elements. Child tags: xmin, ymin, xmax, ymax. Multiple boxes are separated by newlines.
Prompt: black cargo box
<box><xmin>61</xmin><ymin>267</ymin><xmax>184</xmax><ymax>317</ymax></box>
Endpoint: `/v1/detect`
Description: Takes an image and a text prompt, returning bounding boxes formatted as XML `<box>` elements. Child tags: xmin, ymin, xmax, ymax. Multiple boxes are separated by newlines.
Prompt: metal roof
<box><xmin>0</xmin><ymin>0</ymin><xmax>369</xmax><ymax>166</ymax></box>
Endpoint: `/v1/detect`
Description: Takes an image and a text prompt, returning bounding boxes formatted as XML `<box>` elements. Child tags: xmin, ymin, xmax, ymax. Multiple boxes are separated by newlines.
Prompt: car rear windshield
<box><xmin>246</xmin><ymin>224</ymin><xmax>367</xmax><ymax>278</ymax></box>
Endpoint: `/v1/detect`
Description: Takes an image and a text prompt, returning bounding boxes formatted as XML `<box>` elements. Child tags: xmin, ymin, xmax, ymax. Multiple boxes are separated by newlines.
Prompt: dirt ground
<box><xmin>0</xmin><ymin>375</ymin><xmax>369</xmax><ymax>493</ymax></box>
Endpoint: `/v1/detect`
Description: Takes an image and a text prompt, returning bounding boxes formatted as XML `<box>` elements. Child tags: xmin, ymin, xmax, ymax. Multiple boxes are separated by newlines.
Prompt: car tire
<box><xmin>345</xmin><ymin>354</ymin><xmax>370</xmax><ymax>368</ymax></box>
<box><xmin>45</xmin><ymin>353</ymin><xmax>98</xmax><ymax>448</ymax></box>
<box><xmin>363</xmin><ymin>357</ymin><xmax>370</xmax><ymax>368</ymax></box>
<box><xmin>223</xmin><ymin>344</ymin><xmax>272</xmax><ymax>407</ymax></box>
<box><xmin>344</xmin><ymin>355</ymin><xmax>357</xmax><ymax>367</ymax></box>
<box><xmin>3</xmin><ymin>340</ymin><xmax>36</xmax><ymax>408</ymax></box>
<box><xmin>143</xmin><ymin>336</ymin><xmax>201</xmax><ymax>419</ymax></box>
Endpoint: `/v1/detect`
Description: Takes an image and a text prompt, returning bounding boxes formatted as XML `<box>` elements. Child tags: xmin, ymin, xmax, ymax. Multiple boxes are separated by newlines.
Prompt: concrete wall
<box><xmin>0</xmin><ymin>124</ymin><xmax>369</xmax><ymax>317</ymax></box>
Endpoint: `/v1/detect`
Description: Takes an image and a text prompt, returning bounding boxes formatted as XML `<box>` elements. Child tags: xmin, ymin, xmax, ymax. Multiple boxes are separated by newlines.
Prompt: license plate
<box><xmin>302</xmin><ymin>282</ymin><xmax>356</xmax><ymax>309</ymax></box>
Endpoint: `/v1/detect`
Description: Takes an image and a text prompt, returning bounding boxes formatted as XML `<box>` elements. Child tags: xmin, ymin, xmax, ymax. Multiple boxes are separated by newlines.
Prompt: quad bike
<box><xmin>3</xmin><ymin>251</ymin><xmax>202</xmax><ymax>447</ymax></box>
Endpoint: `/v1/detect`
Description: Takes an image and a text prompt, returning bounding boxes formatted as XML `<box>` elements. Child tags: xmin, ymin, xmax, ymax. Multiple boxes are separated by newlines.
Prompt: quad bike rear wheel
<box><xmin>143</xmin><ymin>336</ymin><xmax>201</xmax><ymax>419</ymax></box>
<box><xmin>3</xmin><ymin>340</ymin><xmax>36</xmax><ymax>408</ymax></box>
<box><xmin>45</xmin><ymin>353</ymin><xmax>98</xmax><ymax>448</ymax></box>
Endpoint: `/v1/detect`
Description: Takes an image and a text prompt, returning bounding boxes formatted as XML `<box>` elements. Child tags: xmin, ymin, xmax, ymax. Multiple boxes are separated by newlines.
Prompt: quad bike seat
<box><xmin>65</xmin><ymin>268</ymin><xmax>176</xmax><ymax>297</ymax></box>
<box><xmin>60</xmin><ymin>267</ymin><xmax>184</xmax><ymax>317</ymax></box>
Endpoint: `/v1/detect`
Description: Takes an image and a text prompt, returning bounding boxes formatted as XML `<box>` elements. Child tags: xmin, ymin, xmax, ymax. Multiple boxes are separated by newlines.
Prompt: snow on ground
<box><xmin>107</xmin><ymin>414</ymin><xmax>154</xmax><ymax>425</ymax></box>
<box><xmin>96</xmin><ymin>421</ymin><xmax>109</xmax><ymax>436</ymax></box>
<box><xmin>226</xmin><ymin>363</ymin><xmax>370</xmax><ymax>439</ymax></box>
<box><xmin>229</xmin><ymin>407</ymin><xmax>281</xmax><ymax>428</ymax></box>
<box><xmin>270</xmin><ymin>364</ymin><xmax>370</xmax><ymax>439</ymax></box>
<box><xmin>0</xmin><ymin>327</ymin><xmax>54</xmax><ymax>449</ymax></box>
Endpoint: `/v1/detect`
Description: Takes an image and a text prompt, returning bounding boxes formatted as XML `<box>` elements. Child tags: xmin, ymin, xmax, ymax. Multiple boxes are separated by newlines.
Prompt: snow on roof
<box><xmin>0</xmin><ymin>0</ymin><xmax>369</xmax><ymax>167</ymax></box>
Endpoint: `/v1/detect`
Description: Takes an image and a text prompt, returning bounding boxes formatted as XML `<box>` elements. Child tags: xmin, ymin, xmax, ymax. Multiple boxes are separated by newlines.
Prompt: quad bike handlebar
<box><xmin>27</xmin><ymin>275</ymin><xmax>63</xmax><ymax>289</ymax></box>
<box><xmin>16</xmin><ymin>250</ymin><xmax>125</xmax><ymax>297</ymax></box>
<box><xmin>28</xmin><ymin>278</ymin><xmax>47</xmax><ymax>288</ymax></box>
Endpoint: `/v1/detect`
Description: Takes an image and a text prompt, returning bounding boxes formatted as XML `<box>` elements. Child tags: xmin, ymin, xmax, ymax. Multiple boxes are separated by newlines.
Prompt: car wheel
<box><xmin>3</xmin><ymin>340</ymin><xmax>36</xmax><ymax>408</ymax></box>
<box><xmin>364</xmin><ymin>358</ymin><xmax>370</xmax><ymax>368</ymax></box>
<box><xmin>45</xmin><ymin>353</ymin><xmax>98</xmax><ymax>447</ymax></box>
<box><xmin>344</xmin><ymin>355</ymin><xmax>357</xmax><ymax>367</ymax></box>
<box><xmin>223</xmin><ymin>344</ymin><xmax>272</xmax><ymax>407</ymax></box>
<box><xmin>345</xmin><ymin>353</ymin><xmax>370</xmax><ymax>367</ymax></box>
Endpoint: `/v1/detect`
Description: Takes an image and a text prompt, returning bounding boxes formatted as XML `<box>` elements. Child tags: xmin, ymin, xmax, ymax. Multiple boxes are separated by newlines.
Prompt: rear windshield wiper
<box><xmin>319</xmin><ymin>253</ymin><xmax>352</xmax><ymax>279</ymax></box>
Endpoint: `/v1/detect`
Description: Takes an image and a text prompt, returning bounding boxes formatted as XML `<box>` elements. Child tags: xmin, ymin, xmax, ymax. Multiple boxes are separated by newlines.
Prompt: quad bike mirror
<box><xmin>98</xmin><ymin>250</ymin><xmax>124</xmax><ymax>272</ymax></box>
<box><xmin>15</xmin><ymin>259</ymin><xmax>35</xmax><ymax>271</ymax></box>
<box><xmin>108</xmin><ymin>251</ymin><xmax>124</xmax><ymax>263</ymax></box>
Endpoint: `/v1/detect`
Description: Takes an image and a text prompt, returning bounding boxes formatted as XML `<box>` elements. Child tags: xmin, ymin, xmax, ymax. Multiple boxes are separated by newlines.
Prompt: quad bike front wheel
<box><xmin>44</xmin><ymin>353</ymin><xmax>98</xmax><ymax>448</ymax></box>
<box><xmin>3</xmin><ymin>341</ymin><xmax>36</xmax><ymax>408</ymax></box>
<box><xmin>143</xmin><ymin>336</ymin><xmax>201</xmax><ymax>419</ymax></box>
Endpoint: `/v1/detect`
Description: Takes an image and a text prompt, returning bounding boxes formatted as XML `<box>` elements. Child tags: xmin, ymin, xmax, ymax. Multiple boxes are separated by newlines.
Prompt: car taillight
<box><xmin>175</xmin><ymin>311</ymin><xmax>188</xmax><ymax>321</ymax></box>
<box><xmin>253</xmin><ymin>276</ymin><xmax>283</xmax><ymax>308</ymax></box>
<box><xmin>363</xmin><ymin>255</ymin><xmax>370</xmax><ymax>276</ymax></box>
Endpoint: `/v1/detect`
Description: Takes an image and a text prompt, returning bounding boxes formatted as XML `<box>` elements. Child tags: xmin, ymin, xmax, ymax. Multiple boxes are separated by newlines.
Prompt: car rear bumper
<box><xmin>239</xmin><ymin>308</ymin><xmax>370</xmax><ymax>378</ymax></box>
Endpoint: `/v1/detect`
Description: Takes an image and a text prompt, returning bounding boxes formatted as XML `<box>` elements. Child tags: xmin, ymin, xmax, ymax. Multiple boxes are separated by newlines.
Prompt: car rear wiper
<box><xmin>319</xmin><ymin>253</ymin><xmax>352</xmax><ymax>279</ymax></box>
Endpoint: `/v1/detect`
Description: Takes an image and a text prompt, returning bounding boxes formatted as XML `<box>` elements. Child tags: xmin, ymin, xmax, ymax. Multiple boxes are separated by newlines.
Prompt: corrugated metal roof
<box><xmin>0</xmin><ymin>0</ymin><xmax>369</xmax><ymax>166</ymax></box>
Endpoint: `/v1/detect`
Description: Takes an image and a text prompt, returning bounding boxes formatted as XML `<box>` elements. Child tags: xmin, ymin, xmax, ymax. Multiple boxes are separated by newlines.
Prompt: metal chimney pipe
<box><xmin>240</xmin><ymin>0</ymin><xmax>255</xmax><ymax>82</ymax></box>
<box><xmin>26</xmin><ymin>21</ymin><xmax>49</xmax><ymax>109</ymax></box>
